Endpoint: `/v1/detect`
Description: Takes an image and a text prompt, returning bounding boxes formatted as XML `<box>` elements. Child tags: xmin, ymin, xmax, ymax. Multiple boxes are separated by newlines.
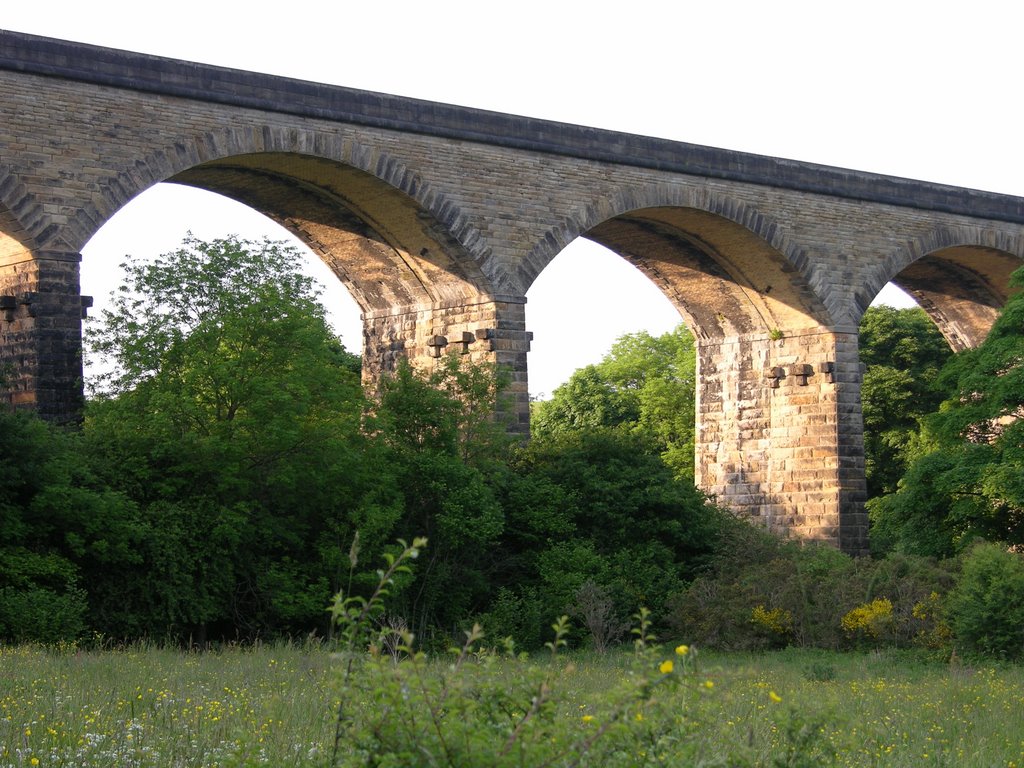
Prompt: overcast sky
<box><xmin>5</xmin><ymin>2</ymin><xmax>1021</xmax><ymax>396</ymax></box>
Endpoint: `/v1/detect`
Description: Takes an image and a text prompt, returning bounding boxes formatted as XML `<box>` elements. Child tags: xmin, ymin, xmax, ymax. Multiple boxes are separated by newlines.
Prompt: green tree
<box><xmin>858</xmin><ymin>306</ymin><xmax>953</xmax><ymax>499</ymax></box>
<box><xmin>0</xmin><ymin>409</ymin><xmax>131</xmax><ymax>642</ymax></box>
<box><xmin>946</xmin><ymin>542</ymin><xmax>1024</xmax><ymax>659</ymax></box>
<box><xmin>531</xmin><ymin>324</ymin><xmax>696</xmax><ymax>477</ymax></box>
<box><xmin>486</xmin><ymin>428</ymin><xmax>726</xmax><ymax>648</ymax></box>
<box><xmin>372</xmin><ymin>355</ymin><xmax>511</xmax><ymax>643</ymax></box>
<box><xmin>869</xmin><ymin>269</ymin><xmax>1024</xmax><ymax>555</ymax></box>
<box><xmin>0</xmin><ymin>410</ymin><xmax>85</xmax><ymax>642</ymax></box>
<box><xmin>83</xmin><ymin>235</ymin><xmax>398</xmax><ymax>640</ymax></box>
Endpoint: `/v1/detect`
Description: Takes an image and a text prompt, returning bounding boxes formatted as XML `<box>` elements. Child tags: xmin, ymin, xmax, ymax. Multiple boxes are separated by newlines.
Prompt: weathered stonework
<box><xmin>696</xmin><ymin>328</ymin><xmax>866</xmax><ymax>552</ymax></box>
<box><xmin>362</xmin><ymin>296</ymin><xmax>531</xmax><ymax>431</ymax></box>
<box><xmin>2</xmin><ymin>31</ymin><xmax>1024</xmax><ymax>552</ymax></box>
<box><xmin>0</xmin><ymin>250</ymin><xmax>88</xmax><ymax>422</ymax></box>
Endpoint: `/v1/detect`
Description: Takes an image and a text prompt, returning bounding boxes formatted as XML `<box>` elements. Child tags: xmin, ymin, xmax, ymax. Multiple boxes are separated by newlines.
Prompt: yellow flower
<box><xmin>581</xmin><ymin>715</ymin><xmax>594</xmax><ymax>724</ymax></box>
<box><xmin>703</xmin><ymin>680</ymin><xmax>714</xmax><ymax>689</ymax></box>
<box><xmin>769</xmin><ymin>690</ymin><xmax>782</xmax><ymax>703</ymax></box>
<box><xmin>675</xmin><ymin>644</ymin><xmax>689</xmax><ymax>656</ymax></box>
<box><xmin>659</xmin><ymin>660</ymin><xmax>674</xmax><ymax>674</ymax></box>
<box><xmin>31</xmin><ymin>759</ymin><xmax>40</xmax><ymax>767</ymax></box>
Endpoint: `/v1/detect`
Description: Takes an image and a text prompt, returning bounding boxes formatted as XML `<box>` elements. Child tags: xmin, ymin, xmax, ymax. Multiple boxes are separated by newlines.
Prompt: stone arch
<box><xmin>0</xmin><ymin>205</ymin><xmax>30</xmax><ymax>266</ymax></box>
<box><xmin>521</xmin><ymin>184</ymin><xmax>830</xmax><ymax>340</ymax></box>
<box><xmin>0</xmin><ymin>167</ymin><xmax>47</xmax><ymax>262</ymax></box>
<box><xmin>522</xmin><ymin>184</ymin><xmax>867</xmax><ymax>552</ymax></box>
<box><xmin>0</xmin><ymin>170</ymin><xmax>49</xmax><ymax>346</ymax></box>
<box><xmin>61</xmin><ymin>127</ymin><xmax>498</xmax><ymax>314</ymax></box>
<box><xmin>0</xmin><ymin>166</ymin><xmax>87</xmax><ymax>420</ymax></box>
<box><xmin>859</xmin><ymin>226</ymin><xmax>1024</xmax><ymax>351</ymax></box>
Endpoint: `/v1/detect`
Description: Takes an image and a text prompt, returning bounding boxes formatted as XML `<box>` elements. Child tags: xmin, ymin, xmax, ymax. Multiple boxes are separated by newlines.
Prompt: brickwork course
<box><xmin>2</xmin><ymin>30</ymin><xmax>1024</xmax><ymax>553</ymax></box>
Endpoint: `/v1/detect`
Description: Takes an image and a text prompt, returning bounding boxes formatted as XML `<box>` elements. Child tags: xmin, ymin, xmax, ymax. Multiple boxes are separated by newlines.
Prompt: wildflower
<box><xmin>703</xmin><ymin>680</ymin><xmax>714</xmax><ymax>689</ymax></box>
<box><xmin>659</xmin><ymin>660</ymin><xmax>674</xmax><ymax>674</ymax></box>
<box><xmin>841</xmin><ymin>598</ymin><xmax>894</xmax><ymax>639</ymax></box>
<box><xmin>582</xmin><ymin>715</ymin><xmax>594</xmax><ymax>724</ymax></box>
<box><xmin>675</xmin><ymin>644</ymin><xmax>689</xmax><ymax>656</ymax></box>
<box><xmin>769</xmin><ymin>690</ymin><xmax>782</xmax><ymax>703</ymax></box>
<box><xmin>751</xmin><ymin>605</ymin><xmax>793</xmax><ymax>636</ymax></box>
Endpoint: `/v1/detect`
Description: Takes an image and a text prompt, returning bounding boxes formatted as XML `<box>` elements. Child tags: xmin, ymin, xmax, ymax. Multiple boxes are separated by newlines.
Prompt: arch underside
<box><xmin>169</xmin><ymin>153</ymin><xmax>491</xmax><ymax>316</ymax></box>
<box><xmin>893</xmin><ymin>246</ymin><xmax>1021</xmax><ymax>351</ymax></box>
<box><xmin>585</xmin><ymin>207</ymin><xmax>828</xmax><ymax>339</ymax></box>
<box><xmin>0</xmin><ymin>200</ymin><xmax>34</xmax><ymax>267</ymax></box>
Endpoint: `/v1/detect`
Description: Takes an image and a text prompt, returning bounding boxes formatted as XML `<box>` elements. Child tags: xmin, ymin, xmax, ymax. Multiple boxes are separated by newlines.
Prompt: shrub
<box><xmin>910</xmin><ymin>591</ymin><xmax>953</xmax><ymax>651</ymax></box>
<box><xmin>496</xmin><ymin>429</ymin><xmax>728</xmax><ymax>647</ymax></box>
<box><xmin>840</xmin><ymin>598</ymin><xmax>894</xmax><ymax>642</ymax></box>
<box><xmin>666</xmin><ymin>517</ymin><xmax>955</xmax><ymax>652</ymax></box>
<box><xmin>476</xmin><ymin>586</ymin><xmax>546</xmax><ymax>651</ymax></box>
<box><xmin>946</xmin><ymin>542</ymin><xmax>1024</xmax><ymax>659</ymax></box>
<box><xmin>0</xmin><ymin>550</ymin><xmax>87</xmax><ymax>643</ymax></box>
<box><xmin>751</xmin><ymin>604</ymin><xmax>794</xmax><ymax>646</ymax></box>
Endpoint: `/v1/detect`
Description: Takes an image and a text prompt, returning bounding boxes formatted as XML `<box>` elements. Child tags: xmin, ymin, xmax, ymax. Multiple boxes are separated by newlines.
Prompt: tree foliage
<box><xmin>484</xmin><ymin>428</ymin><xmax>728</xmax><ymax>648</ymax></box>
<box><xmin>0</xmin><ymin>410</ymin><xmax>91</xmax><ymax>642</ymax></box>
<box><xmin>531</xmin><ymin>324</ymin><xmax>696</xmax><ymax>477</ymax></box>
<box><xmin>869</xmin><ymin>269</ymin><xmax>1024</xmax><ymax>555</ymax></box>
<box><xmin>81</xmin><ymin>235</ymin><xmax>395</xmax><ymax>639</ymax></box>
<box><xmin>10</xmin><ymin>234</ymin><xmax>717</xmax><ymax>646</ymax></box>
<box><xmin>16</xmin><ymin>233</ymin><xmax>967</xmax><ymax>652</ymax></box>
<box><xmin>371</xmin><ymin>355</ymin><xmax>512</xmax><ymax>642</ymax></box>
<box><xmin>946</xmin><ymin>542</ymin><xmax>1024</xmax><ymax>659</ymax></box>
<box><xmin>858</xmin><ymin>305</ymin><xmax>953</xmax><ymax>499</ymax></box>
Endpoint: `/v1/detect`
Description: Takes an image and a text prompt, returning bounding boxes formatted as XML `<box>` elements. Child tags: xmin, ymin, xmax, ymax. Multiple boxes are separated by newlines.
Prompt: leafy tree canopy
<box><xmin>81</xmin><ymin>235</ymin><xmax>396</xmax><ymax>640</ymax></box>
<box><xmin>869</xmin><ymin>269</ymin><xmax>1024</xmax><ymax>555</ymax></box>
<box><xmin>531</xmin><ymin>324</ymin><xmax>696</xmax><ymax>477</ymax></box>
<box><xmin>858</xmin><ymin>305</ymin><xmax>954</xmax><ymax>498</ymax></box>
<box><xmin>0</xmin><ymin>410</ymin><xmax>91</xmax><ymax>642</ymax></box>
<box><xmin>370</xmin><ymin>355</ymin><xmax>513</xmax><ymax>642</ymax></box>
<box><xmin>484</xmin><ymin>427</ymin><xmax>728</xmax><ymax>647</ymax></box>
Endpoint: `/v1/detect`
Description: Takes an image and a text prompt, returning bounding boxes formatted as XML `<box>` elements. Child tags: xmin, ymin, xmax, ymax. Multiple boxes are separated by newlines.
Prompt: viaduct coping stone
<box><xmin>2</xmin><ymin>29</ymin><xmax>1024</xmax><ymax>225</ymax></box>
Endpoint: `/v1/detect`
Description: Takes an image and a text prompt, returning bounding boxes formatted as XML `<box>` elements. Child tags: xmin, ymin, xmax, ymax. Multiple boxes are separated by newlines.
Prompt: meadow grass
<box><xmin>653</xmin><ymin>647</ymin><xmax>1024</xmax><ymax>767</ymax></box>
<box><xmin>0</xmin><ymin>641</ymin><xmax>335</xmax><ymax>767</ymax></box>
<box><xmin>2</xmin><ymin>642</ymin><xmax>1022</xmax><ymax>766</ymax></box>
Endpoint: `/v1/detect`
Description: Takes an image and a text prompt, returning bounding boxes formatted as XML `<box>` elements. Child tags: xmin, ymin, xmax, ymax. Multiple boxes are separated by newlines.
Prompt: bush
<box><xmin>666</xmin><ymin>517</ymin><xmax>956</xmax><ymax>652</ymax></box>
<box><xmin>840</xmin><ymin>598</ymin><xmax>894</xmax><ymax>642</ymax></box>
<box><xmin>495</xmin><ymin>429</ymin><xmax>728</xmax><ymax>648</ymax></box>
<box><xmin>946</xmin><ymin>542</ymin><xmax>1024</xmax><ymax>659</ymax></box>
<box><xmin>0</xmin><ymin>550</ymin><xmax>87</xmax><ymax>643</ymax></box>
<box><xmin>476</xmin><ymin>586</ymin><xmax>546</xmax><ymax>651</ymax></box>
<box><xmin>0</xmin><ymin>409</ymin><xmax>107</xmax><ymax>643</ymax></box>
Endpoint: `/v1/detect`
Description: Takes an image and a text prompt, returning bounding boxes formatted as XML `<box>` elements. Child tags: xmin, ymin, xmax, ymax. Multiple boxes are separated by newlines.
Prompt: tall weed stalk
<box><xmin>327</xmin><ymin>537</ymin><xmax>699</xmax><ymax>766</ymax></box>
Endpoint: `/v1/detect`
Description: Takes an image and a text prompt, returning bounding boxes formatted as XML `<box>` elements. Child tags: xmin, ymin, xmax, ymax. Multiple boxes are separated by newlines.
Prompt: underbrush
<box><xmin>3</xmin><ymin>641</ymin><xmax>1024</xmax><ymax>767</ymax></box>
<box><xmin>4</xmin><ymin>538</ymin><xmax>1024</xmax><ymax>766</ymax></box>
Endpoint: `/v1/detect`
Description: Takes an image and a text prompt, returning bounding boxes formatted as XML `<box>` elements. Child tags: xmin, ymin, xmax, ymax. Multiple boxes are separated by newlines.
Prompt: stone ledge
<box><xmin>3</xmin><ymin>30</ymin><xmax>1024</xmax><ymax>224</ymax></box>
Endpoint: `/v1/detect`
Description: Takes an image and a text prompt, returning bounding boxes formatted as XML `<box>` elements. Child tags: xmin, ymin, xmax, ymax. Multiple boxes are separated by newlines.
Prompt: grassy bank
<box><xmin>1</xmin><ymin>643</ymin><xmax>1022</xmax><ymax>766</ymax></box>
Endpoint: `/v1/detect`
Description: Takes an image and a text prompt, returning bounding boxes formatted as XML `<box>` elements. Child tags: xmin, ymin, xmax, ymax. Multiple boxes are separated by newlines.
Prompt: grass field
<box><xmin>2</xmin><ymin>642</ymin><xmax>1022</xmax><ymax>767</ymax></box>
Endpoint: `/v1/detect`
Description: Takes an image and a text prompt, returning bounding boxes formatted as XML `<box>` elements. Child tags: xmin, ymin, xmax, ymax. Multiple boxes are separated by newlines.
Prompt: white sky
<box><xmin>5</xmin><ymin>1</ymin><xmax>1022</xmax><ymax>397</ymax></box>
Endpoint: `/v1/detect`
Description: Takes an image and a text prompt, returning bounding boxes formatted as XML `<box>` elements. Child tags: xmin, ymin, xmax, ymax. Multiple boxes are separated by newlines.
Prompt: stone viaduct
<box><xmin>3</xmin><ymin>30</ymin><xmax>1024</xmax><ymax>554</ymax></box>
